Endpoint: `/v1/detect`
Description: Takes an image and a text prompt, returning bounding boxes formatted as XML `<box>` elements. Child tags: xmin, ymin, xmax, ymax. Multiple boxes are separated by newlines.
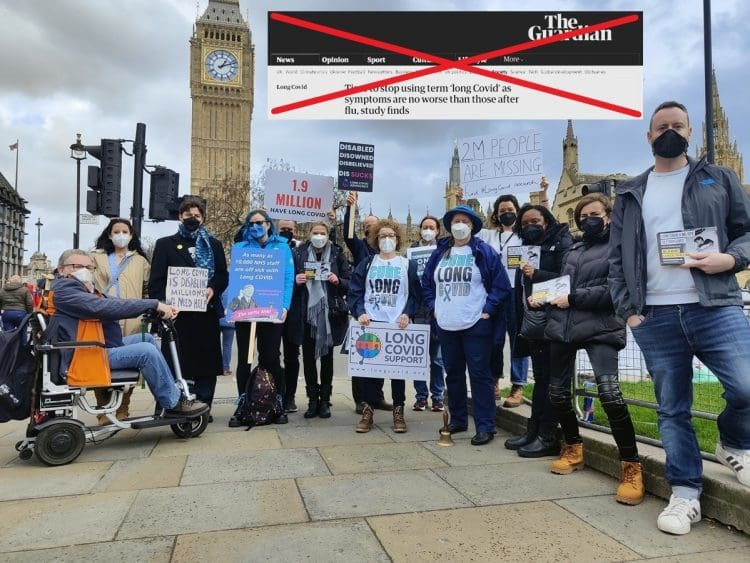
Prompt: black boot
<box><xmin>304</xmin><ymin>385</ymin><xmax>319</xmax><ymax>419</ymax></box>
<box><xmin>504</xmin><ymin>418</ymin><xmax>539</xmax><ymax>450</ymax></box>
<box><xmin>318</xmin><ymin>384</ymin><xmax>332</xmax><ymax>418</ymax></box>
<box><xmin>518</xmin><ymin>431</ymin><xmax>561</xmax><ymax>458</ymax></box>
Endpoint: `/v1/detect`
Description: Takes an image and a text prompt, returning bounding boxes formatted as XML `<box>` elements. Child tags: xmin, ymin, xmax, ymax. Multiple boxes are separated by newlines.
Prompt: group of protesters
<box><xmin>47</xmin><ymin>100</ymin><xmax>749</xmax><ymax>537</ymax></box>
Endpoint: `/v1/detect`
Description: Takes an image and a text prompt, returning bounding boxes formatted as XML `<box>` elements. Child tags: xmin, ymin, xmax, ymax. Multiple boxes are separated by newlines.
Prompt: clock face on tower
<box><xmin>204</xmin><ymin>49</ymin><xmax>239</xmax><ymax>81</ymax></box>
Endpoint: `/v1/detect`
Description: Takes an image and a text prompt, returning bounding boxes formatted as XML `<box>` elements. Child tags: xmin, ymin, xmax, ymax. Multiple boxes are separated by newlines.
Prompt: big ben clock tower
<box><xmin>189</xmin><ymin>0</ymin><xmax>254</xmax><ymax>204</ymax></box>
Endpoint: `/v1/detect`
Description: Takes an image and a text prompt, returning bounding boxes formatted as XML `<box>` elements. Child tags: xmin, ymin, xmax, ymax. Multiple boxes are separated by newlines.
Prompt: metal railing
<box><xmin>571</xmin><ymin>305</ymin><xmax>750</xmax><ymax>460</ymax></box>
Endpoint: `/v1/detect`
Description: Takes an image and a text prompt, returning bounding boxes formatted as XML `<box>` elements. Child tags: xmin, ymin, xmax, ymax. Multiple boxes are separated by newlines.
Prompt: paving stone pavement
<box><xmin>1</xmin><ymin>372</ymin><xmax>748</xmax><ymax>562</ymax></box>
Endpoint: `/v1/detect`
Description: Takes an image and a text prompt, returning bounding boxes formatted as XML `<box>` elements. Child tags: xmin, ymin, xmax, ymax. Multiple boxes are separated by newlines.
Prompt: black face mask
<box><xmin>521</xmin><ymin>224</ymin><xmax>545</xmax><ymax>244</ymax></box>
<box><xmin>652</xmin><ymin>129</ymin><xmax>688</xmax><ymax>159</ymax></box>
<box><xmin>499</xmin><ymin>212</ymin><xmax>517</xmax><ymax>227</ymax></box>
<box><xmin>279</xmin><ymin>230</ymin><xmax>294</xmax><ymax>241</ymax></box>
<box><xmin>182</xmin><ymin>217</ymin><xmax>200</xmax><ymax>232</ymax></box>
<box><xmin>580</xmin><ymin>216</ymin><xmax>605</xmax><ymax>238</ymax></box>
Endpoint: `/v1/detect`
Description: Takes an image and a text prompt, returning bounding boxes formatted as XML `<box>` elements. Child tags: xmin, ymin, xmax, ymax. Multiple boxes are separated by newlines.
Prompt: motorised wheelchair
<box><xmin>11</xmin><ymin>310</ymin><xmax>208</xmax><ymax>466</ymax></box>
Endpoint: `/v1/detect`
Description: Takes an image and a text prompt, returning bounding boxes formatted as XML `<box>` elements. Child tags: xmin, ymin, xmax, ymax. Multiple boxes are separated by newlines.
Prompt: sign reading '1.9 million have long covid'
<box><xmin>265</xmin><ymin>169</ymin><xmax>334</xmax><ymax>221</ymax></box>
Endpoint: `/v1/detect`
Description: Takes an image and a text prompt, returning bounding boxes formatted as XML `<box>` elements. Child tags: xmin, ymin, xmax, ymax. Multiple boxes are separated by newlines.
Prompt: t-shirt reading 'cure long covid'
<box><xmin>433</xmin><ymin>245</ymin><xmax>487</xmax><ymax>331</ymax></box>
<box><xmin>364</xmin><ymin>255</ymin><xmax>409</xmax><ymax>323</ymax></box>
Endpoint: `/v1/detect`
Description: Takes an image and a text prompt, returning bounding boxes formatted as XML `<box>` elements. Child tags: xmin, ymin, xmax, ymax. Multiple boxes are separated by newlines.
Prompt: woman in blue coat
<box><xmin>422</xmin><ymin>205</ymin><xmax>512</xmax><ymax>446</ymax></box>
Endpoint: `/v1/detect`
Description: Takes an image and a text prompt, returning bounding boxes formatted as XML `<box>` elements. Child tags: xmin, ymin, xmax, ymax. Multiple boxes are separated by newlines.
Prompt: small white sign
<box><xmin>79</xmin><ymin>214</ymin><xmax>99</xmax><ymax>225</ymax></box>
<box><xmin>532</xmin><ymin>275</ymin><xmax>571</xmax><ymax>303</ymax></box>
<box><xmin>506</xmin><ymin>245</ymin><xmax>541</xmax><ymax>269</ymax></box>
<box><xmin>347</xmin><ymin>320</ymin><xmax>429</xmax><ymax>381</ymax></box>
<box><xmin>166</xmin><ymin>266</ymin><xmax>208</xmax><ymax>312</ymax></box>
<box><xmin>657</xmin><ymin>226</ymin><xmax>718</xmax><ymax>265</ymax></box>
<box><xmin>265</xmin><ymin>170</ymin><xmax>334</xmax><ymax>221</ymax></box>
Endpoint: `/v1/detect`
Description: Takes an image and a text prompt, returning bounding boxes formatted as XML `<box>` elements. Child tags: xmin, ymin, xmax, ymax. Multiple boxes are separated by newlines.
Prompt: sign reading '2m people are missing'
<box><xmin>268</xmin><ymin>11</ymin><xmax>643</xmax><ymax>120</ymax></box>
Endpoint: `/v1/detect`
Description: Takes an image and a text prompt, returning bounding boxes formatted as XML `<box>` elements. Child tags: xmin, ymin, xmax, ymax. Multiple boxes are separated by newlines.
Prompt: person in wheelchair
<box><xmin>51</xmin><ymin>249</ymin><xmax>208</xmax><ymax>418</ymax></box>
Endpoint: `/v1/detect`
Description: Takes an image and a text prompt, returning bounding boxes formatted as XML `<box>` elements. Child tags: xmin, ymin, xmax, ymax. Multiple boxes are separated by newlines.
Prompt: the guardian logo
<box><xmin>528</xmin><ymin>14</ymin><xmax>612</xmax><ymax>41</ymax></box>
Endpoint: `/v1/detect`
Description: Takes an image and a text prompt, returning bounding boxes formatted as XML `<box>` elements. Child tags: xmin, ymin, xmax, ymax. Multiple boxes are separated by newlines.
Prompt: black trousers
<box><xmin>548</xmin><ymin>341</ymin><xmax>639</xmax><ymax>462</ymax></box>
<box><xmin>283</xmin><ymin>326</ymin><xmax>301</xmax><ymax>400</ymax></box>
<box><xmin>235</xmin><ymin>322</ymin><xmax>285</xmax><ymax>400</ymax></box>
<box><xmin>528</xmin><ymin>340</ymin><xmax>559</xmax><ymax>434</ymax></box>
<box><xmin>302</xmin><ymin>326</ymin><xmax>334</xmax><ymax>397</ymax></box>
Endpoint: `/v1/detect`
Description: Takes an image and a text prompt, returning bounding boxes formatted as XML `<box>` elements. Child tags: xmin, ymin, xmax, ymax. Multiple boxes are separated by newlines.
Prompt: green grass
<box><xmin>519</xmin><ymin>380</ymin><xmax>723</xmax><ymax>453</ymax></box>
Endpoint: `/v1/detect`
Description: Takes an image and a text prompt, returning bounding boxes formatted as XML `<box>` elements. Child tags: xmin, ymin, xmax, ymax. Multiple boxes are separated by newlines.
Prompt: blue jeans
<box><xmin>438</xmin><ymin>318</ymin><xmax>496</xmax><ymax>433</ymax></box>
<box><xmin>631</xmin><ymin>304</ymin><xmax>750</xmax><ymax>491</ymax></box>
<box><xmin>221</xmin><ymin>326</ymin><xmax>235</xmax><ymax>372</ymax></box>
<box><xmin>108</xmin><ymin>334</ymin><xmax>181</xmax><ymax>409</ymax></box>
<box><xmin>505</xmin><ymin>303</ymin><xmax>530</xmax><ymax>385</ymax></box>
<box><xmin>414</xmin><ymin>337</ymin><xmax>446</xmax><ymax>402</ymax></box>
<box><xmin>1</xmin><ymin>310</ymin><xmax>26</xmax><ymax>332</ymax></box>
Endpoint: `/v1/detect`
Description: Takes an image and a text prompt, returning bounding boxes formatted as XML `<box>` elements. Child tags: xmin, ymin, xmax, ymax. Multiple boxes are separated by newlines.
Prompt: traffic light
<box><xmin>582</xmin><ymin>178</ymin><xmax>615</xmax><ymax>198</ymax></box>
<box><xmin>85</xmin><ymin>139</ymin><xmax>122</xmax><ymax>217</ymax></box>
<box><xmin>148</xmin><ymin>167</ymin><xmax>180</xmax><ymax>221</ymax></box>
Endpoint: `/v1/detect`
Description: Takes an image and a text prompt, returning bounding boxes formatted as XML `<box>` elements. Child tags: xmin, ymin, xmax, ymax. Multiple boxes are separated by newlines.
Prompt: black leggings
<box><xmin>548</xmin><ymin>341</ymin><xmax>639</xmax><ymax>462</ymax></box>
<box><xmin>235</xmin><ymin>322</ymin><xmax>285</xmax><ymax>399</ymax></box>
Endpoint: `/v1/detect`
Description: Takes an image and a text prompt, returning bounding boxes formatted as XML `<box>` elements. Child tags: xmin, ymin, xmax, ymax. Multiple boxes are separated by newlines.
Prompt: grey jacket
<box><xmin>608</xmin><ymin>156</ymin><xmax>750</xmax><ymax>320</ymax></box>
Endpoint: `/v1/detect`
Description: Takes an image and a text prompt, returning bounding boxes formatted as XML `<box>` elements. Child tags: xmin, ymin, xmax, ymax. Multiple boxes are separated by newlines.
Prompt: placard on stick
<box><xmin>265</xmin><ymin>170</ymin><xmax>334</xmax><ymax>221</ymax></box>
<box><xmin>226</xmin><ymin>244</ymin><xmax>287</xmax><ymax>322</ymax></box>
<box><xmin>338</xmin><ymin>141</ymin><xmax>374</xmax><ymax>192</ymax></box>
<box><xmin>166</xmin><ymin>267</ymin><xmax>208</xmax><ymax>312</ymax></box>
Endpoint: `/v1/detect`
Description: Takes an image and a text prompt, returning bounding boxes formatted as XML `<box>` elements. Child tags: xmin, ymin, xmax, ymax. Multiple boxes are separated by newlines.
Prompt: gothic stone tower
<box><xmin>189</xmin><ymin>0</ymin><xmax>255</xmax><ymax>205</ymax></box>
<box><xmin>696</xmin><ymin>69</ymin><xmax>744</xmax><ymax>183</ymax></box>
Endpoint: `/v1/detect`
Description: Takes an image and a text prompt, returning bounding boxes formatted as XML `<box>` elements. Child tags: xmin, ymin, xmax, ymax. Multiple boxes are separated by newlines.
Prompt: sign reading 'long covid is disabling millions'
<box><xmin>347</xmin><ymin>320</ymin><xmax>429</xmax><ymax>381</ymax></box>
<box><xmin>265</xmin><ymin>169</ymin><xmax>334</xmax><ymax>221</ymax></box>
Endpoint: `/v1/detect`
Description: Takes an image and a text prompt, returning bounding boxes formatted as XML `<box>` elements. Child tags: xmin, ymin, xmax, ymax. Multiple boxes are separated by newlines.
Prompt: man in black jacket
<box><xmin>609</xmin><ymin>100</ymin><xmax>750</xmax><ymax>535</ymax></box>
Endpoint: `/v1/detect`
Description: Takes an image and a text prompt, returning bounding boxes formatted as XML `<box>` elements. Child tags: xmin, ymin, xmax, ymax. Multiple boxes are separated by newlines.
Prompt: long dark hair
<box><xmin>95</xmin><ymin>218</ymin><xmax>147</xmax><ymax>258</ymax></box>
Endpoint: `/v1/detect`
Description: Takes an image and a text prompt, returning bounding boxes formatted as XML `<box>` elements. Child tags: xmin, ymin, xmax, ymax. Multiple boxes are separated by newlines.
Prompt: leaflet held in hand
<box><xmin>304</xmin><ymin>261</ymin><xmax>331</xmax><ymax>281</ymax></box>
<box><xmin>657</xmin><ymin>227</ymin><xmax>718</xmax><ymax>265</ymax></box>
<box><xmin>506</xmin><ymin>245</ymin><xmax>541</xmax><ymax>269</ymax></box>
<box><xmin>531</xmin><ymin>275</ymin><xmax>570</xmax><ymax>303</ymax></box>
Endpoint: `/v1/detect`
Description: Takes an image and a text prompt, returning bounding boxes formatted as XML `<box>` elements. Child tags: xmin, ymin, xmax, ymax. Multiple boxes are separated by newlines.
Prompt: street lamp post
<box><xmin>69</xmin><ymin>133</ymin><xmax>87</xmax><ymax>249</ymax></box>
<box><xmin>34</xmin><ymin>217</ymin><xmax>43</xmax><ymax>253</ymax></box>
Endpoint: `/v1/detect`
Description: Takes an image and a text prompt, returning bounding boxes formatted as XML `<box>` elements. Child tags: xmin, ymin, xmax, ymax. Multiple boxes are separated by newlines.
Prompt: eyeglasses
<box><xmin>249</xmin><ymin>220</ymin><xmax>268</xmax><ymax>226</ymax></box>
<box><xmin>64</xmin><ymin>264</ymin><xmax>96</xmax><ymax>271</ymax></box>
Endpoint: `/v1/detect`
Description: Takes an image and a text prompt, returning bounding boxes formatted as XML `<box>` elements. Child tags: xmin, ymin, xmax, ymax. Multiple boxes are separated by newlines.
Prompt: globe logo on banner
<box><xmin>355</xmin><ymin>332</ymin><xmax>381</xmax><ymax>359</ymax></box>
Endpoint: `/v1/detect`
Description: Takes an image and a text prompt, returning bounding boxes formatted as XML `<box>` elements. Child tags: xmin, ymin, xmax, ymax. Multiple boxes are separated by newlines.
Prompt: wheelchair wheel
<box><xmin>35</xmin><ymin>422</ymin><xmax>85</xmax><ymax>466</ymax></box>
<box><xmin>170</xmin><ymin>413</ymin><xmax>209</xmax><ymax>439</ymax></box>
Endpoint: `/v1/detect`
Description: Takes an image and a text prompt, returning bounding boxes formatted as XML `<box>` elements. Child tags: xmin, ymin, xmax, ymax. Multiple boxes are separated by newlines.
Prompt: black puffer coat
<box><xmin>544</xmin><ymin>229</ymin><xmax>626</xmax><ymax>349</ymax></box>
<box><xmin>286</xmin><ymin>241</ymin><xmax>352</xmax><ymax>347</ymax></box>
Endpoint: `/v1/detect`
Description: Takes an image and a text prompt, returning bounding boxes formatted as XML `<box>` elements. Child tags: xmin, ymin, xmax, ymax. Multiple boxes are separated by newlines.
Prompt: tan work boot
<box><xmin>392</xmin><ymin>405</ymin><xmax>407</xmax><ymax>433</ymax></box>
<box><xmin>615</xmin><ymin>461</ymin><xmax>645</xmax><ymax>505</ymax></box>
<box><xmin>550</xmin><ymin>443</ymin><xmax>585</xmax><ymax>474</ymax></box>
<box><xmin>116</xmin><ymin>387</ymin><xmax>134</xmax><ymax>421</ymax></box>
<box><xmin>355</xmin><ymin>403</ymin><xmax>374</xmax><ymax>433</ymax></box>
<box><xmin>493</xmin><ymin>380</ymin><xmax>502</xmax><ymax>400</ymax></box>
<box><xmin>503</xmin><ymin>384</ymin><xmax>524</xmax><ymax>408</ymax></box>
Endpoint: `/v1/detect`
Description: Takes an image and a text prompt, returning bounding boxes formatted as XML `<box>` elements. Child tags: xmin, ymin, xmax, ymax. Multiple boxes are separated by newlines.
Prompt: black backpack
<box><xmin>235</xmin><ymin>365</ymin><xmax>281</xmax><ymax>429</ymax></box>
<box><xmin>0</xmin><ymin>314</ymin><xmax>36</xmax><ymax>422</ymax></box>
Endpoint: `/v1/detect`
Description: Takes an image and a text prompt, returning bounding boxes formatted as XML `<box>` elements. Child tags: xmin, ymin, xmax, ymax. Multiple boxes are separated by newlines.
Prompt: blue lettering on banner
<box><xmin>436</xmin><ymin>255</ymin><xmax>475</xmax><ymax>302</ymax></box>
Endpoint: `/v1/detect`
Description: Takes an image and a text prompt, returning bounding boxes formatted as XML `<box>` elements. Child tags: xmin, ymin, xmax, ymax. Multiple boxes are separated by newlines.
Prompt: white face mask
<box><xmin>451</xmin><ymin>222</ymin><xmax>471</xmax><ymax>241</ymax></box>
<box><xmin>310</xmin><ymin>234</ymin><xmax>328</xmax><ymax>249</ymax></box>
<box><xmin>71</xmin><ymin>268</ymin><xmax>94</xmax><ymax>287</ymax></box>
<box><xmin>379</xmin><ymin>237</ymin><xmax>396</xmax><ymax>253</ymax></box>
<box><xmin>421</xmin><ymin>228</ymin><xmax>436</xmax><ymax>242</ymax></box>
<box><xmin>111</xmin><ymin>233</ymin><xmax>131</xmax><ymax>248</ymax></box>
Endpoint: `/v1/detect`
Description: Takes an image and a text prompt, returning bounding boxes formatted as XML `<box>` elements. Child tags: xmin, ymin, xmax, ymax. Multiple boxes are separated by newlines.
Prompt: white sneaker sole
<box><xmin>715</xmin><ymin>444</ymin><xmax>750</xmax><ymax>487</ymax></box>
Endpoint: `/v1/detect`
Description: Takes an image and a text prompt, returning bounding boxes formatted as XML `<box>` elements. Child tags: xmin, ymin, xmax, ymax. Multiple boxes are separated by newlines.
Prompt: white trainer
<box><xmin>715</xmin><ymin>443</ymin><xmax>750</xmax><ymax>487</ymax></box>
<box><xmin>657</xmin><ymin>495</ymin><xmax>701</xmax><ymax>535</ymax></box>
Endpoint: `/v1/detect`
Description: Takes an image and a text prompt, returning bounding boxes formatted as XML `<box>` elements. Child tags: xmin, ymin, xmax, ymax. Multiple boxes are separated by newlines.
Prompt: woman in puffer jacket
<box><xmin>540</xmin><ymin>193</ymin><xmax>644</xmax><ymax>506</ymax></box>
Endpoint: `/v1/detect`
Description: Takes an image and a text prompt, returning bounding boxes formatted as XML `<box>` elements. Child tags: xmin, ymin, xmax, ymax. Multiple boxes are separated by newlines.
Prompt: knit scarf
<box><xmin>178</xmin><ymin>223</ymin><xmax>215</xmax><ymax>279</ymax></box>
<box><xmin>306</xmin><ymin>242</ymin><xmax>332</xmax><ymax>359</ymax></box>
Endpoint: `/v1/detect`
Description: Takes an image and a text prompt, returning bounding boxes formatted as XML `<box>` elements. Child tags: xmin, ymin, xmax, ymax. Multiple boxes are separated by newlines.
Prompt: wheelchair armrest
<box><xmin>37</xmin><ymin>340</ymin><xmax>106</xmax><ymax>351</ymax></box>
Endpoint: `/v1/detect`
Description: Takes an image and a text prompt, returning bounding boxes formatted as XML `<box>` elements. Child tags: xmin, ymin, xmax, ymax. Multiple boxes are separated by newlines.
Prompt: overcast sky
<box><xmin>1</xmin><ymin>0</ymin><xmax>748</xmax><ymax>266</ymax></box>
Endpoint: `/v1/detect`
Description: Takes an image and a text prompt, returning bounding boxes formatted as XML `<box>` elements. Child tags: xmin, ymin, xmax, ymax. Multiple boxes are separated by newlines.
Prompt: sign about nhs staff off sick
<box><xmin>166</xmin><ymin>267</ymin><xmax>208</xmax><ymax>312</ymax></box>
<box><xmin>226</xmin><ymin>245</ymin><xmax>287</xmax><ymax>322</ymax></box>
<box><xmin>347</xmin><ymin>320</ymin><xmax>428</xmax><ymax>381</ymax></box>
<box><xmin>265</xmin><ymin>169</ymin><xmax>334</xmax><ymax>221</ymax></box>
<box><xmin>459</xmin><ymin>131</ymin><xmax>543</xmax><ymax>198</ymax></box>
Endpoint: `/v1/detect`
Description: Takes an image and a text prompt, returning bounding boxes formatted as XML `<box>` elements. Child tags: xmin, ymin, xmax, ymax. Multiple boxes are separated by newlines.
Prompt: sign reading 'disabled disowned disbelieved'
<box><xmin>337</xmin><ymin>141</ymin><xmax>374</xmax><ymax>192</ymax></box>
<box><xmin>166</xmin><ymin>267</ymin><xmax>208</xmax><ymax>312</ymax></box>
<box><xmin>459</xmin><ymin>130</ymin><xmax>543</xmax><ymax>198</ymax></box>
<box><xmin>347</xmin><ymin>320</ymin><xmax>429</xmax><ymax>381</ymax></box>
<box><xmin>265</xmin><ymin>169</ymin><xmax>334</xmax><ymax>221</ymax></box>
<box><xmin>226</xmin><ymin>244</ymin><xmax>287</xmax><ymax>322</ymax></box>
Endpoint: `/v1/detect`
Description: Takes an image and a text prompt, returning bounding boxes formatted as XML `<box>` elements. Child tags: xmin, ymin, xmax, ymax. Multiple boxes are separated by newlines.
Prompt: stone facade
<box><xmin>0</xmin><ymin>171</ymin><xmax>29</xmax><ymax>282</ymax></box>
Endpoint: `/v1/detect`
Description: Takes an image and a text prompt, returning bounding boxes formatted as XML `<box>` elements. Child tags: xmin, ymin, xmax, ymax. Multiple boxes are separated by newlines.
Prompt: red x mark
<box><xmin>270</xmin><ymin>12</ymin><xmax>641</xmax><ymax>117</ymax></box>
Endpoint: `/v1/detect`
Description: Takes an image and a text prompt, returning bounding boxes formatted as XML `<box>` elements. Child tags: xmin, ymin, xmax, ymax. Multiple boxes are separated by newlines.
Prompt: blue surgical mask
<box><xmin>249</xmin><ymin>224</ymin><xmax>267</xmax><ymax>239</ymax></box>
